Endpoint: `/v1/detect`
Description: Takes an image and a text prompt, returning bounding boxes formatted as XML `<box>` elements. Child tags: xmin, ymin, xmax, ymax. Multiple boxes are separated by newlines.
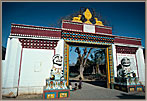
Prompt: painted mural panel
<box><xmin>116</xmin><ymin>53</ymin><xmax>138</xmax><ymax>77</ymax></box>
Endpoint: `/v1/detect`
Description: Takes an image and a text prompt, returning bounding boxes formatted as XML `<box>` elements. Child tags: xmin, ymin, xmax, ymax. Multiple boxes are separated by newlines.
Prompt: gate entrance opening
<box><xmin>64</xmin><ymin>41</ymin><xmax>114</xmax><ymax>88</ymax></box>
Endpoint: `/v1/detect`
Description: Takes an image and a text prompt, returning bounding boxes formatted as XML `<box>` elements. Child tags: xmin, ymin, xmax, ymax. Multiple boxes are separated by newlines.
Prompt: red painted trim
<box><xmin>17</xmin><ymin>47</ymin><xmax>23</xmax><ymax>93</ymax></box>
<box><xmin>95</xmin><ymin>27</ymin><xmax>112</xmax><ymax>34</ymax></box>
<box><xmin>62</xmin><ymin>23</ymin><xmax>83</xmax><ymax>31</ymax></box>
<box><xmin>11</xmin><ymin>23</ymin><xmax>62</xmax><ymax>30</ymax></box>
<box><xmin>114</xmin><ymin>38</ymin><xmax>141</xmax><ymax>46</ymax></box>
<box><xmin>11</xmin><ymin>27</ymin><xmax>61</xmax><ymax>37</ymax></box>
<box><xmin>62</xmin><ymin>20</ymin><xmax>112</xmax><ymax>28</ymax></box>
<box><xmin>54</xmin><ymin>49</ymin><xmax>56</xmax><ymax>55</ymax></box>
<box><xmin>56</xmin><ymin>90</ymin><xmax>58</xmax><ymax>98</ymax></box>
<box><xmin>127</xmin><ymin>85</ymin><xmax>143</xmax><ymax>88</ymax></box>
<box><xmin>115</xmin><ymin>36</ymin><xmax>141</xmax><ymax>40</ymax></box>
<box><xmin>62</xmin><ymin>20</ymin><xmax>112</xmax><ymax>35</ymax></box>
<box><xmin>116</xmin><ymin>53</ymin><xmax>118</xmax><ymax>68</ymax></box>
<box><xmin>23</xmin><ymin>47</ymin><xmax>55</xmax><ymax>50</ymax></box>
<box><xmin>135</xmin><ymin>54</ymin><xmax>139</xmax><ymax>79</ymax></box>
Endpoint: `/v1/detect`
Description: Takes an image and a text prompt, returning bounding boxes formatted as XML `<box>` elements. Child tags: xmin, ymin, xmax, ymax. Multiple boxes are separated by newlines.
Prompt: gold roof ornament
<box><xmin>84</xmin><ymin>8</ymin><xmax>92</xmax><ymax>24</ymax></box>
<box><xmin>72</xmin><ymin>15</ymin><xmax>83</xmax><ymax>23</ymax></box>
<box><xmin>72</xmin><ymin>8</ymin><xmax>104</xmax><ymax>26</ymax></box>
<box><xmin>94</xmin><ymin>18</ymin><xmax>104</xmax><ymax>26</ymax></box>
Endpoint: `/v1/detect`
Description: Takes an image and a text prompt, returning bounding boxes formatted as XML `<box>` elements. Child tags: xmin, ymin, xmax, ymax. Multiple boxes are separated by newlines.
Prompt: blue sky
<box><xmin>2</xmin><ymin>2</ymin><xmax>145</xmax><ymax>48</ymax></box>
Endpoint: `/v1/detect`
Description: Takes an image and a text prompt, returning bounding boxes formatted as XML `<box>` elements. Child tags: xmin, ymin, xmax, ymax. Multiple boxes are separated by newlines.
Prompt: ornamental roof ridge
<box><xmin>62</xmin><ymin>20</ymin><xmax>112</xmax><ymax>28</ymax></box>
<box><xmin>11</xmin><ymin>23</ymin><xmax>62</xmax><ymax>31</ymax></box>
<box><xmin>114</xmin><ymin>35</ymin><xmax>141</xmax><ymax>40</ymax></box>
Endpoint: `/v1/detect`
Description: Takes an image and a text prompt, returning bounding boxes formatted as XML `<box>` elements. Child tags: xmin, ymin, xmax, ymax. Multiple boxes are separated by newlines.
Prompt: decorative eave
<box><xmin>11</xmin><ymin>23</ymin><xmax>61</xmax><ymax>30</ymax></box>
<box><xmin>10</xmin><ymin>23</ymin><xmax>62</xmax><ymax>39</ymax></box>
<box><xmin>114</xmin><ymin>35</ymin><xmax>142</xmax><ymax>46</ymax></box>
<box><xmin>62</xmin><ymin>20</ymin><xmax>112</xmax><ymax>35</ymax></box>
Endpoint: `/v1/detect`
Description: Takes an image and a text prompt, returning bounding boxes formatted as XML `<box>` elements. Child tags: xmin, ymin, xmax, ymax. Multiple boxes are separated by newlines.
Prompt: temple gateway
<box><xmin>2</xmin><ymin>8</ymin><xmax>145</xmax><ymax>99</ymax></box>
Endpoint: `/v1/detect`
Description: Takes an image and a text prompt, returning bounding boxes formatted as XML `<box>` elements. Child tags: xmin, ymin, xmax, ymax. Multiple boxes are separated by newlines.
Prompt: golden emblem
<box><xmin>84</xmin><ymin>8</ymin><xmax>92</xmax><ymax>24</ymax></box>
<box><xmin>72</xmin><ymin>15</ymin><xmax>82</xmax><ymax>23</ymax></box>
<box><xmin>72</xmin><ymin>8</ymin><xmax>104</xmax><ymax>26</ymax></box>
<box><xmin>94</xmin><ymin>18</ymin><xmax>104</xmax><ymax>26</ymax></box>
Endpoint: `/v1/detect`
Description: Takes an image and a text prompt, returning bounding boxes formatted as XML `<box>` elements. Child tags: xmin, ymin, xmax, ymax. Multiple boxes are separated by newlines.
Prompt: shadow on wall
<box><xmin>2</xmin><ymin>46</ymin><xmax>6</xmax><ymax>60</ymax></box>
<box><xmin>143</xmin><ymin>48</ymin><xmax>145</xmax><ymax>59</ymax></box>
<box><xmin>116</xmin><ymin>93</ymin><xmax>145</xmax><ymax>99</ymax></box>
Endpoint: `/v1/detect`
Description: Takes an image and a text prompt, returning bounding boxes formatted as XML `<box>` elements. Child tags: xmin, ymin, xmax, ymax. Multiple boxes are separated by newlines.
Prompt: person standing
<box><xmin>78</xmin><ymin>77</ymin><xmax>82</xmax><ymax>89</ymax></box>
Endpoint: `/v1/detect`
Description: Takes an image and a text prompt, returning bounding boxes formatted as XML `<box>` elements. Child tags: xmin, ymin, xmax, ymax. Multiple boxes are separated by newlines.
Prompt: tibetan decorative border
<box><xmin>62</xmin><ymin>31</ymin><xmax>114</xmax><ymax>44</ymax></box>
<box><xmin>64</xmin><ymin>39</ymin><xmax>112</xmax><ymax>46</ymax></box>
<box><xmin>10</xmin><ymin>34</ymin><xmax>61</xmax><ymax>39</ymax></box>
<box><xmin>116</xmin><ymin>46</ymin><xmax>138</xmax><ymax>54</ymax></box>
<box><xmin>63</xmin><ymin>43</ymin><xmax>68</xmax><ymax>81</ymax></box>
<box><xmin>19</xmin><ymin>38</ymin><xmax>58</xmax><ymax>49</ymax></box>
<box><xmin>108</xmin><ymin>45</ymin><xmax>114</xmax><ymax>84</ymax></box>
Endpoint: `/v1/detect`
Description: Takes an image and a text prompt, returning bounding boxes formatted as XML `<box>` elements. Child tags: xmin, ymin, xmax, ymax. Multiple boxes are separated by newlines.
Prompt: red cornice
<box><xmin>62</xmin><ymin>20</ymin><xmax>112</xmax><ymax>28</ymax></box>
<box><xmin>114</xmin><ymin>35</ymin><xmax>141</xmax><ymax>40</ymax></box>
<box><xmin>11</xmin><ymin>23</ymin><xmax>62</xmax><ymax>30</ymax></box>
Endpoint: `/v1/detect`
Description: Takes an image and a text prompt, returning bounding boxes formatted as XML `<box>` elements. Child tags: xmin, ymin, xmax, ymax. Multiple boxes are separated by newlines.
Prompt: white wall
<box><xmin>136</xmin><ymin>48</ymin><xmax>145</xmax><ymax>86</ymax></box>
<box><xmin>112</xmin><ymin>44</ymin><xmax>117</xmax><ymax>77</ymax></box>
<box><xmin>2</xmin><ymin>38</ymin><xmax>22</xmax><ymax>96</ymax></box>
<box><xmin>2</xmin><ymin>39</ymin><xmax>65</xmax><ymax>95</ymax></box>
<box><xmin>18</xmin><ymin>39</ymin><xmax>64</xmax><ymax>95</ymax></box>
<box><xmin>2</xmin><ymin>60</ymin><xmax>6</xmax><ymax>87</ymax></box>
<box><xmin>18</xmin><ymin>48</ymin><xmax>54</xmax><ymax>94</ymax></box>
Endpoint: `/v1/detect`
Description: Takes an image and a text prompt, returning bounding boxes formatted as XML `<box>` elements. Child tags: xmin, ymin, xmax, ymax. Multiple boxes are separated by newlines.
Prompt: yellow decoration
<box><xmin>137</xmin><ymin>87</ymin><xmax>142</xmax><ymax>92</ymax></box>
<box><xmin>47</xmin><ymin>94</ymin><xmax>55</xmax><ymax>99</ymax></box>
<box><xmin>67</xmin><ymin>44</ymin><xmax>69</xmax><ymax>86</ymax></box>
<box><xmin>84</xmin><ymin>8</ymin><xmax>92</xmax><ymax>24</ymax></box>
<box><xmin>60</xmin><ymin>93</ymin><xmax>67</xmax><ymax>98</ymax></box>
<box><xmin>72</xmin><ymin>15</ymin><xmax>82</xmax><ymax>23</ymax></box>
<box><xmin>106</xmin><ymin>48</ymin><xmax>110</xmax><ymax>88</ymax></box>
<box><xmin>95</xmin><ymin>18</ymin><xmax>104</xmax><ymax>26</ymax></box>
<box><xmin>130</xmin><ymin>88</ymin><xmax>134</xmax><ymax>92</ymax></box>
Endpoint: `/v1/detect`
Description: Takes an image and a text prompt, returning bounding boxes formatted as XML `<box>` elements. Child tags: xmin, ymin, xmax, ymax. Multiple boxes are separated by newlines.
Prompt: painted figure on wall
<box><xmin>50</xmin><ymin>54</ymin><xmax>64</xmax><ymax>80</ymax></box>
<box><xmin>117</xmin><ymin>57</ymin><xmax>136</xmax><ymax>78</ymax></box>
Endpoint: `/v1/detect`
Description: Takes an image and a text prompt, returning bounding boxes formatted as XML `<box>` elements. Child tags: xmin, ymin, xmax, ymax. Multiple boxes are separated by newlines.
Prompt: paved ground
<box><xmin>68</xmin><ymin>81</ymin><xmax>145</xmax><ymax>100</ymax></box>
<box><xmin>2</xmin><ymin>81</ymin><xmax>145</xmax><ymax>100</ymax></box>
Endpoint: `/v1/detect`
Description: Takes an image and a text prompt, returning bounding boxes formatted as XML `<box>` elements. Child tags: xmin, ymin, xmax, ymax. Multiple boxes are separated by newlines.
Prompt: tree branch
<box><xmin>75</xmin><ymin>47</ymin><xmax>81</xmax><ymax>62</ymax></box>
<box><xmin>83</xmin><ymin>48</ymin><xmax>93</xmax><ymax>67</ymax></box>
<box><xmin>81</xmin><ymin>48</ymin><xmax>87</xmax><ymax>61</ymax></box>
